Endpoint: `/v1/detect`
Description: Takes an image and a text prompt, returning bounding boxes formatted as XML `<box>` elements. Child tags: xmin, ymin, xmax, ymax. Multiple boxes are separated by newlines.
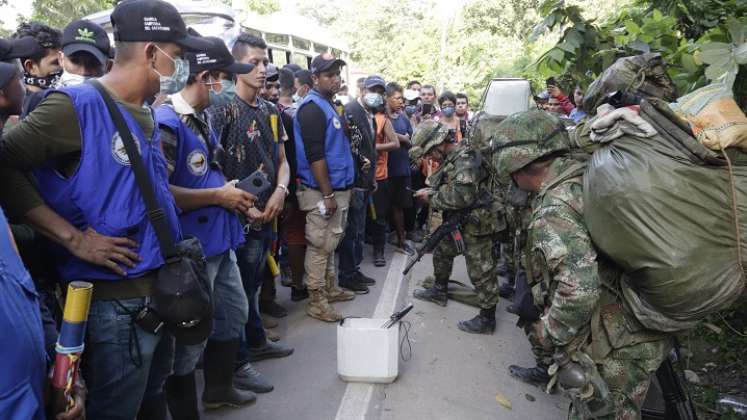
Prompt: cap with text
<box><xmin>186</xmin><ymin>35</ymin><xmax>254</xmax><ymax>75</ymax></box>
<box><xmin>110</xmin><ymin>0</ymin><xmax>212</xmax><ymax>51</ymax></box>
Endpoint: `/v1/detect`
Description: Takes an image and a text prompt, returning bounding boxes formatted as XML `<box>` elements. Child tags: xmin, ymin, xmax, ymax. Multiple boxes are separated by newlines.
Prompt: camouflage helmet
<box><xmin>491</xmin><ymin>110</ymin><xmax>570</xmax><ymax>180</ymax></box>
<box><xmin>409</xmin><ymin>119</ymin><xmax>451</xmax><ymax>160</ymax></box>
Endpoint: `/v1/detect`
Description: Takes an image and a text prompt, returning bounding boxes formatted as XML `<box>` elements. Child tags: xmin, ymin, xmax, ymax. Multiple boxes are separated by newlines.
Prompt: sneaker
<box><xmin>374</xmin><ymin>248</ymin><xmax>386</xmax><ymax>267</ymax></box>
<box><xmin>265</xmin><ymin>328</ymin><xmax>280</xmax><ymax>342</ymax></box>
<box><xmin>280</xmin><ymin>266</ymin><xmax>293</xmax><ymax>287</ymax></box>
<box><xmin>356</xmin><ymin>271</ymin><xmax>376</xmax><ymax>286</ymax></box>
<box><xmin>339</xmin><ymin>278</ymin><xmax>369</xmax><ymax>294</ymax></box>
<box><xmin>261</xmin><ymin>317</ymin><xmax>278</xmax><ymax>329</ymax></box>
<box><xmin>247</xmin><ymin>341</ymin><xmax>294</xmax><ymax>362</ymax></box>
<box><xmin>291</xmin><ymin>286</ymin><xmax>310</xmax><ymax>302</ymax></box>
<box><xmin>233</xmin><ymin>362</ymin><xmax>274</xmax><ymax>393</ymax></box>
<box><xmin>259</xmin><ymin>300</ymin><xmax>288</xmax><ymax>318</ymax></box>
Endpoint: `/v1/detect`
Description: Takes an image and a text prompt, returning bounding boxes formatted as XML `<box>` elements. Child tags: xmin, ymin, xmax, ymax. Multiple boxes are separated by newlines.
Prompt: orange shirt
<box><xmin>375</xmin><ymin>113</ymin><xmax>389</xmax><ymax>181</ymax></box>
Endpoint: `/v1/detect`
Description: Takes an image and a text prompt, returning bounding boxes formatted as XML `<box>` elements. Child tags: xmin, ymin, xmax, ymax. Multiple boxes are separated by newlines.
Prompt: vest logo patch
<box><xmin>187</xmin><ymin>150</ymin><xmax>208</xmax><ymax>176</ymax></box>
<box><xmin>111</xmin><ymin>132</ymin><xmax>141</xmax><ymax>166</ymax></box>
<box><xmin>332</xmin><ymin>117</ymin><xmax>341</xmax><ymax>130</ymax></box>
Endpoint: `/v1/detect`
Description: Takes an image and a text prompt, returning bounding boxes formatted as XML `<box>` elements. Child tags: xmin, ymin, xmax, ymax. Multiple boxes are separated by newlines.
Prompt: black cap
<box><xmin>62</xmin><ymin>20</ymin><xmax>111</xmax><ymax>65</ymax></box>
<box><xmin>283</xmin><ymin>63</ymin><xmax>302</xmax><ymax>74</ymax></box>
<box><xmin>266</xmin><ymin>63</ymin><xmax>278</xmax><ymax>82</ymax></box>
<box><xmin>187</xmin><ymin>36</ymin><xmax>254</xmax><ymax>75</ymax></box>
<box><xmin>0</xmin><ymin>61</ymin><xmax>20</xmax><ymax>89</ymax></box>
<box><xmin>110</xmin><ymin>0</ymin><xmax>212</xmax><ymax>51</ymax></box>
<box><xmin>310</xmin><ymin>52</ymin><xmax>346</xmax><ymax>75</ymax></box>
<box><xmin>364</xmin><ymin>75</ymin><xmax>386</xmax><ymax>89</ymax></box>
<box><xmin>0</xmin><ymin>37</ymin><xmax>42</xmax><ymax>61</ymax></box>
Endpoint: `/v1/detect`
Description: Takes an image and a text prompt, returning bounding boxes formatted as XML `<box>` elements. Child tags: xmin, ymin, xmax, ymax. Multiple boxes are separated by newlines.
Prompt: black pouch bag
<box><xmin>90</xmin><ymin>80</ymin><xmax>213</xmax><ymax>345</ymax></box>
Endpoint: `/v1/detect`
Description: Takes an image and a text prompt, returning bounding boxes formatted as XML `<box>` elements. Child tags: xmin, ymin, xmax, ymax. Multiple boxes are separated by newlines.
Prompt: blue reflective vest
<box><xmin>293</xmin><ymin>90</ymin><xmax>354</xmax><ymax>189</ymax></box>
<box><xmin>34</xmin><ymin>83</ymin><xmax>182</xmax><ymax>281</ymax></box>
<box><xmin>155</xmin><ymin>105</ymin><xmax>244</xmax><ymax>258</ymax></box>
<box><xmin>0</xmin><ymin>208</ymin><xmax>47</xmax><ymax>420</ymax></box>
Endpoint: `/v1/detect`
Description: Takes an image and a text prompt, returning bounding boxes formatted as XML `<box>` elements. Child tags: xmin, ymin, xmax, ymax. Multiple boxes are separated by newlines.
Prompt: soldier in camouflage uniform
<box><xmin>491</xmin><ymin>111</ymin><xmax>672</xmax><ymax>419</ymax></box>
<box><xmin>409</xmin><ymin>120</ymin><xmax>506</xmax><ymax>334</ymax></box>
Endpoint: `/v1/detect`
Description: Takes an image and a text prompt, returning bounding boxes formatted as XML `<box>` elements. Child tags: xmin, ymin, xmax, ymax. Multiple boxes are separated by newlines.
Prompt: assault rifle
<box><xmin>642</xmin><ymin>341</ymin><xmax>698</xmax><ymax>420</ymax></box>
<box><xmin>402</xmin><ymin>195</ymin><xmax>491</xmax><ymax>275</ymax></box>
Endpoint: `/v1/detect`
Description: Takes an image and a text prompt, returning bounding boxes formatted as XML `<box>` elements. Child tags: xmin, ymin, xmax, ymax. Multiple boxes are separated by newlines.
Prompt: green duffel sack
<box><xmin>583</xmin><ymin>99</ymin><xmax>746</xmax><ymax>332</ymax></box>
<box><xmin>421</xmin><ymin>276</ymin><xmax>482</xmax><ymax>308</ymax></box>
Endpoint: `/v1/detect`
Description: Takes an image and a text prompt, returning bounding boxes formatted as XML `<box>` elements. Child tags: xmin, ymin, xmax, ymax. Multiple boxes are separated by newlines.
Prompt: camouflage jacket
<box><xmin>426</xmin><ymin>143</ymin><xmax>506</xmax><ymax>237</ymax></box>
<box><xmin>527</xmin><ymin>157</ymin><xmax>600</xmax><ymax>349</ymax></box>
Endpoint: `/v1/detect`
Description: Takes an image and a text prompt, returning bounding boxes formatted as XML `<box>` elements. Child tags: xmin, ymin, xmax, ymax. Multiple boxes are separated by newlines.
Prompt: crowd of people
<box><xmin>0</xmin><ymin>0</ymin><xmax>728</xmax><ymax>419</ymax></box>
<box><xmin>0</xmin><ymin>0</ymin><xmax>485</xmax><ymax>418</ymax></box>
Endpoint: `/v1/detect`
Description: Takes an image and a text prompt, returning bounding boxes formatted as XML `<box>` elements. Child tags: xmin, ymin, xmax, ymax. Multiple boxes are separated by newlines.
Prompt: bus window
<box><xmin>291</xmin><ymin>54</ymin><xmax>309</xmax><ymax>69</ymax></box>
<box><xmin>266</xmin><ymin>32</ymin><xmax>289</xmax><ymax>47</ymax></box>
<box><xmin>292</xmin><ymin>37</ymin><xmax>311</xmax><ymax>52</ymax></box>
<box><xmin>243</xmin><ymin>27</ymin><xmax>263</xmax><ymax>39</ymax></box>
<box><xmin>314</xmin><ymin>43</ymin><xmax>328</xmax><ymax>54</ymax></box>
<box><xmin>269</xmin><ymin>49</ymin><xmax>288</xmax><ymax>66</ymax></box>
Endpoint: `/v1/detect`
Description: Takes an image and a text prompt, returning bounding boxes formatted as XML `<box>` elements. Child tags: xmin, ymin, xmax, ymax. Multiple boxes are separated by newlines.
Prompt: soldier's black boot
<box><xmin>202</xmin><ymin>339</ymin><xmax>257</xmax><ymax>409</ymax></box>
<box><xmin>413</xmin><ymin>278</ymin><xmax>448</xmax><ymax>306</ymax></box>
<box><xmin>508</xmin><ymin>364</ymin><xmax>551</xmax><ymax>387</ymax></box>
<box><xmin>457</xmin><ymin>306</ymin><xmax>496</xmax><ymax>334</ymax></box>
<box><xmin>165</xmin><ymin>371</ymin><xmax>199</xmax><ymax>420</ymax></box>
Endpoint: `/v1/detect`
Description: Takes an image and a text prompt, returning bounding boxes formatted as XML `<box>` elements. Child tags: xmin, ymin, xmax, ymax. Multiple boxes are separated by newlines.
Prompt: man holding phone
<box><xmin>155</xmin><ymin>36</ymin><xmax>258</xmax><ymax>415</ymax></box>
<box><xmin>293</xmin><ymin>53</ymin><xmax>356</xmax><ymax>322</ymax></box>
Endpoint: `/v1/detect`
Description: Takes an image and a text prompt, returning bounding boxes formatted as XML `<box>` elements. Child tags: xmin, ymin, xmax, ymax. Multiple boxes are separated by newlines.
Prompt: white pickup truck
<box><xmin>478</xmin><ymin>78</ymin><xmax>534</xmax><ymax>118</ymax></box>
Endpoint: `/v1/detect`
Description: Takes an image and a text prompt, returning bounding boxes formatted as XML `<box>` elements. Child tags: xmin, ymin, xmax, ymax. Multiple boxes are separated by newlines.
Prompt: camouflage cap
<box><xmin>491</xmin><ymin>110</ymin><xmax>570</xmax><ymax>180</ymax></box>
<box><xmin>409</xmin><ymin>119</ymin><xmax>451</xmax><ymax>160</ymax></box>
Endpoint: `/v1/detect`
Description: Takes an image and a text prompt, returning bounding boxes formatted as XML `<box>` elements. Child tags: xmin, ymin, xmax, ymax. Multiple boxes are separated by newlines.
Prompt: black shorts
<box><xmin>388</xmin><ymin>175</ymin><xmax>413</xmax><ymax>209</ymax></box>
<box><xmin>373</xmin><ymin>179</ymin><xmax>391</xmax><ymax>220</ymax></box>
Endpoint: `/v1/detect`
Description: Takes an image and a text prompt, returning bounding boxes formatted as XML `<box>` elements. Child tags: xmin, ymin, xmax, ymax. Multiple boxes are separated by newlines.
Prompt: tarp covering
<box><xmin>583</xmin><ymin>99</ymin><xmax>746</xmax><ymax>332</ymax></box>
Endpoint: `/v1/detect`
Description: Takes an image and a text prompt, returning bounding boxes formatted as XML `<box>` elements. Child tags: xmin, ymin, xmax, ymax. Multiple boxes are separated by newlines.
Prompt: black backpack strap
<box><xmin>89</xmin><ymin>80</ymin><xmax>179</xmax><ymax>261</ymax></box>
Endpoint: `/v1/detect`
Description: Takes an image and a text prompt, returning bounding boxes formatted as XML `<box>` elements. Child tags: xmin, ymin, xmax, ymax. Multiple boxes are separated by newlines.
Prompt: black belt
<box><xmin>84</xmin><ymin>272</ymin><xmax>157</xmax><ymax>301</ymax></box>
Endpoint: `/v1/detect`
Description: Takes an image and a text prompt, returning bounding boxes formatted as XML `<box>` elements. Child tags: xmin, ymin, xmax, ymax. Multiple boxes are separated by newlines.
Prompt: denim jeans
<box><xmin>82</xmin><ymin>297</ymin><xmax>170</xmax><ymax>419</ymax></box>
<box><xmin>164</xmin><ymin>250</ymin><xmax>249</xmax><ymax>376</ymax></box>
<box><xmin>236</xmin><ymin>226</ymin><xmax>272</xmax><ymax>354</ymax></box>
<box><xmin>338</xmin><ymin>190</ymin><xmax>366</xmax><ymax>282</ymax></box>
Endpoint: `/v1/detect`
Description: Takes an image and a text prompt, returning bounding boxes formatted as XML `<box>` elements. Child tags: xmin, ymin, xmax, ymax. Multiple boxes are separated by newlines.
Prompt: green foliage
<box><xmin>30</xmin><ymin>0</ymin><xmax>117</xmax><ymax>30</ymax></box>
<box><xmin>530</xmin><ymin>0</ymin><xmax>747</xmax><ymax>104</ymax></box>
<box><xmin>234</xmin><ymin>0</ymin><xmax>280</xmax><ymax>15</ymax></box>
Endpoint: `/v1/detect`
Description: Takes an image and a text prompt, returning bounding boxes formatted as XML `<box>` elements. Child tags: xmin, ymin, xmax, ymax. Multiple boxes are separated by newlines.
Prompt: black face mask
<box><xmin>24</xmin><ymin>70</ymin><xmax>62</xmax><ymax>90</ymax></box>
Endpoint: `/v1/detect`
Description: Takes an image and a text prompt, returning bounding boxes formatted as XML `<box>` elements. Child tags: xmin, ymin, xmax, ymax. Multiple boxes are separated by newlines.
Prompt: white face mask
<box><xmin>56</xmin><ymin>71</ymin><xmax>90</xmax><ymax>87</ymax></box>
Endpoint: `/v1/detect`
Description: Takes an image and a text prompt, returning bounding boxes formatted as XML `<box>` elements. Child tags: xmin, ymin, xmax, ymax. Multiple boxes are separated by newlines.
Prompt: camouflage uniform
<box><xmin>492</xmin><ymin>111</ymin><xmax>672</xmax><ymax>419</ymax></box>
<box><xmin>427</xmin><ymin>144</ymin><xmax>505</xmax><ymax>310</ymax></box>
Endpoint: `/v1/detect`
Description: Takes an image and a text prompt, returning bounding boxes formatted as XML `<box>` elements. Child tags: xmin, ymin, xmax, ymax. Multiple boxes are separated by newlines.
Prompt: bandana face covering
<box><xmin>24</xmin><ymin>70</ymin><xmax>62</xmax><ymax>90</ymax></box>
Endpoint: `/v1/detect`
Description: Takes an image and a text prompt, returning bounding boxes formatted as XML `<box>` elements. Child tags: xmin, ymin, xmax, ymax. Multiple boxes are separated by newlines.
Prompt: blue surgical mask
<box><xmin>153</xmin><ymin>45</ymin><xmax>189</xmax><ymax>95</ymax></box>
<box><xmin>364</xmin><ymin>92</ymin><xmax>384</xmax><ymax>109</ymax></box>
<box><xmin>405</xmin><ymin>105</ymin><xmax>419</xmax><ymax>116</ymax></box>
<box><xmin>442</xmin><ymin>106</ymin><xmax>456</xmax><ymax>118</ymax></box>
<box><xmin>209</xmin><ymin>79</ymin><xmax>236</xmax><ymax>107</ymax></box>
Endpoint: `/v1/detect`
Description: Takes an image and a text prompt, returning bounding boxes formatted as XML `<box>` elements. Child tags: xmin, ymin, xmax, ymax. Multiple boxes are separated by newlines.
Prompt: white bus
<box><xmin>84</xmin><ymin>2</ymin><xmax>350</xmax><ymax>81</ymax></box>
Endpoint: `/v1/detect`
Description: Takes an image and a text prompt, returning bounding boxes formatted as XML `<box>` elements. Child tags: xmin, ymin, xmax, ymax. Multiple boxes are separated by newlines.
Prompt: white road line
<box><xmin>334</xmin><ymin>252</ymin><xmax>411</xmax><ymax>420</ymax></box>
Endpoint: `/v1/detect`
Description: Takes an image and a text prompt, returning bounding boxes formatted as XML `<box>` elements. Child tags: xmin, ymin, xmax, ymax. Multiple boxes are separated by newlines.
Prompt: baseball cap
<box><xmin>283</xmin><ymin>63</ymin><xmax>302</xmax><ymax>74</ymax></box>
<box><xmin>266</xmin><ymin>64</ymin><xmax>279</xmax><ymax>82</ymax></box>
<box><xmin>364</xmin><ymin>75</ymin><xmax>386</xmax><ymax>89</ymax></box>
<box><xmin>0</xmin><ymin>61</ymin><xmax>20</xmax><ymax>89</ymax></box>
<box><xmin>310</xmin><ymin>52</ymin><xmax>346</xmax><ymax>74</ymax></box>
<box><xmin>0</xmin><ymin>37</ymin><xmax>41</xmax><ymax>61</ymax></box>
<box><xmin>62</xmin><ymin>20</ymin><xmax>111</xmax><ymax>65</ymax></box>
<box><xmin>186</xmin><ymin>35</ymin><xmax>254</xmax><ymax>75</ymax></box>
<box><xmin>110</xmin><ymin>0</ymin><xmax>212</xmax><ymax>51</ymax></box>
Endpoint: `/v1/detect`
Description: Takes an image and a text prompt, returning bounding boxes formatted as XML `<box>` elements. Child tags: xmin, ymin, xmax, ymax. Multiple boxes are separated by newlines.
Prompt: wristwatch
<box><xmin>276</xmin><ymin>183</ymin><xmax>289</xmax><ymax>196</ymax></box>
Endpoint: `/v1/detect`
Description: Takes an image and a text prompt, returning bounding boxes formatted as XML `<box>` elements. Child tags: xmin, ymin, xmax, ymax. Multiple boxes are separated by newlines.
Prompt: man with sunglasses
<box><xmin>410</xmin><ymin>120</ymin><xmax>506</xmax><ymax>335</ymax></box>
<box><xmin>154</xmin><ymin>35</ymin><xmax>257</xmax><ymax>417</ymax></box>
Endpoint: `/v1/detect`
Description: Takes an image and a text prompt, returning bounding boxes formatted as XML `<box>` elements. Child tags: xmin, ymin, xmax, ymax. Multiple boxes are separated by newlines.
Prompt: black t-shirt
<box><xmin>209</xmin><ymin>96</ymin><xmax>285</xmax><ymax>210</ymax></box>
<box><xmin>296</xmin><ymin>100</ymin><xmax>327</xmax><ymax>163</ymax></box>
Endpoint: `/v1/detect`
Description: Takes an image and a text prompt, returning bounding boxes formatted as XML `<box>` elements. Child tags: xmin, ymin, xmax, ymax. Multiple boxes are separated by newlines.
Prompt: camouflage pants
<box><xmin>432</xmin><ymin>232</ymin><xmax>499</xmax><ymax>309</ymax></box>
<box><xmin>523</xmin><ymin>322</ymin><xmax>553</xmax><ymax>367</ymax></box>
<box><xmin>569</xmin><ymin>338</ymin><xmax>673</xmax><ymax>420</ymax></box>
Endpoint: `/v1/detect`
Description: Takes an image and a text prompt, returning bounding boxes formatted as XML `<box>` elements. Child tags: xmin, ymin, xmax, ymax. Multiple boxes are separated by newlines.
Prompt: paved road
<box><xmin>200</xmin><ymin>246</ymin><xmax>568</xmax><ymax>420</ymax></box>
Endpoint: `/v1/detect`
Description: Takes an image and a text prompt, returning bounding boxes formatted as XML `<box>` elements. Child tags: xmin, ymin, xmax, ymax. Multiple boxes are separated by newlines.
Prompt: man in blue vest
<box><xmin>293</xmin><ymin>53</ymin><xmax>356</xmax><ymax>322</ymax></box>
<box><xmin>154</xmin><ymin>36</ymin><xmax>260</xmax><ymax>417</ymax></box>
<box><xmin>0</xmin><ymin>1</ymin><xmax>212</xmax><ymax>418</ymax></box>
